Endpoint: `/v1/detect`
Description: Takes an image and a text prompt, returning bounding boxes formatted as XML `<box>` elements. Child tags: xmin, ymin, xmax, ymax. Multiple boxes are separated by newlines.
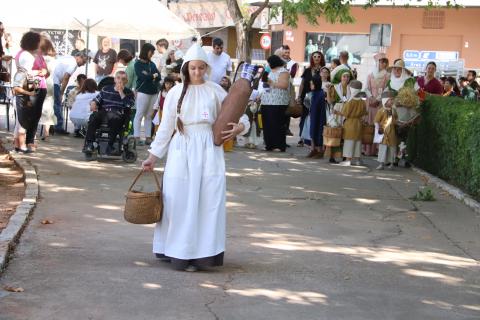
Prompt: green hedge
<box><xmin>408</xmin><ymin>96</ymin><xmax>480</xmax><ymax>199</ymax></box>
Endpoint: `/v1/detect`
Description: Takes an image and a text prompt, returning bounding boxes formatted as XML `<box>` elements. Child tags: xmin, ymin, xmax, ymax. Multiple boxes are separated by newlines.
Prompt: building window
<box><xmin>422</xmin><ymin>10</ymin><xmax>445</xmax><ymax>29</ymax></box>
<box><xmin>271</xmin><ymin>31</ymin><xmax>284</xmax><ymax>54</ymax></box>
<box><xmin>305</xmin><ymin>32</ymin><xmax>376</xmax><ymax>64</ymax></box>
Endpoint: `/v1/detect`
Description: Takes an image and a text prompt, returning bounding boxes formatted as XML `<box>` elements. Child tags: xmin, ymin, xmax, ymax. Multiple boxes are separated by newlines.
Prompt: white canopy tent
<box><xmin>3</xmin><ymin>0</ymin><xmax>199</xmax><ymax>72</ymax></box>
<box><xmin>3</xmin><ymin>0</ymin><xmax>198</xmax><ymax>39</ymax></box>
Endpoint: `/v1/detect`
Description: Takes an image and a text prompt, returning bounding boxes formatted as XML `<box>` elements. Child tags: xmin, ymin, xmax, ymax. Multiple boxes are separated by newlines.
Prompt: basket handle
<box><xmin>128</xmin><ymin>170</ymin><xmax>162</xmax><ymax>192</ymax></box>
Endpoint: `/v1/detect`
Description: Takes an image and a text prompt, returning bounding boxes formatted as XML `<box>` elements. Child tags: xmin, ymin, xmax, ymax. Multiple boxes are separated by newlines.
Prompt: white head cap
<box><xmin>180</xmin><ymin>43</ymin><xmax>211</xmax><ymax>80</ymax></box>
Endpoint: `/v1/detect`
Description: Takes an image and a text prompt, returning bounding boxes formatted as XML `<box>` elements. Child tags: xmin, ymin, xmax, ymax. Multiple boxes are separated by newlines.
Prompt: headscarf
<box><xmin>331</xmin><ymin>67</ymin><xmax>351</xmax><ymax>85</ymax></box>
<box><xmin>389</xmin><ymin>70</ymin><xmax>411</xmax><ymax>91</ymax></box>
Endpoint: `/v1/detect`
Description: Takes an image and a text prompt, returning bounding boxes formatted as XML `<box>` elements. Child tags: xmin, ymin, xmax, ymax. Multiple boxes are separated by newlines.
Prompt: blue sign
<box><xmin>403</xmin><ymin>50</ymin><xmax>420</xmax><ymax>60</ymax></box>
<box><xmin>420</xmin><ymin>51</ymin><xmax>437</xmax><ymax>60</ymax></box>
<box><xmin>404</xmin><ymin>60</ymin><xmax>426</xmax><ymax>69</ymax></box>
<box><xmin>404</xmin><ymin>50</ymin><xmax>459</xmax><ymax>61</ymax></box>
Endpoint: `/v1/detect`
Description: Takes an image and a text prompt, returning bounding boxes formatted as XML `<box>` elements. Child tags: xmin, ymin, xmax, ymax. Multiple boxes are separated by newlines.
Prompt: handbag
<box><xmin>285</xmin><ymin>84</ymin><xmax>303</xmax><ymax>118</ymax></box>
<box><xmin>124</xmin><ymin>170</ymin><xmax>163</xmax><ymax>224</ymax></box>
<box><xmin>13</xmin><ymin>50</ymin><xmax>39</xmax><ymax>94</ymax></box>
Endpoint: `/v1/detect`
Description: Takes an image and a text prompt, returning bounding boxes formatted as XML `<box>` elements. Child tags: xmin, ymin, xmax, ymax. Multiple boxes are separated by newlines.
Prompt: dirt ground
<box><xmin>0</xmin><ymin>141</ymin><xmax>25</xmax><ymax>232</ymax></box>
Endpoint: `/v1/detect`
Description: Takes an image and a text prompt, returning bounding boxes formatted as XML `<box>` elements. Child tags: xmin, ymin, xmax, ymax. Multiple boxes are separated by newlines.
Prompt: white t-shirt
<box><xmin>53</xmin><ymin>56</ymin><xmax>78</xmax><ymax>85</ymax></box>
<box><xmin>70</xmin><ymin>91</ymin><xmax>98</xmax><ymax>120</ymax></box>
<box><xmin>207</xmin><ymin>51</ymin><xmax>232</xmax><ymax>84</ymax></box>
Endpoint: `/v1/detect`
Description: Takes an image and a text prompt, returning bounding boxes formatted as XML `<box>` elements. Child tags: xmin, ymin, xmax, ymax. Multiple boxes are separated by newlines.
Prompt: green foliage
<box><xmin>410</xmin><ymin>187</ymin><xmax>436</xmax><ymax>201</ymax></box>
<box><xmin>273</xmin><ymin>0</ymin><xmax>355</xmax><ymax>28</ymax></box>
<box><xmin>408</xmin><ymin>96</ymin><xmax>480</xmax><ymax>199</ymax></box>
<box><xmin>268</xmin><ymin>0</ymin><xmax>461</xmax><ymax>28</ymax></box>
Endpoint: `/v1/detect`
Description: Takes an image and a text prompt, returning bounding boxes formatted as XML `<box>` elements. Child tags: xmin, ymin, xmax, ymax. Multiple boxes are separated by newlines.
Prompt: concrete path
<box><xmin>0</xmin><ymin>133</ymin><xmax>479</xmax><ymax>320</ymax></box>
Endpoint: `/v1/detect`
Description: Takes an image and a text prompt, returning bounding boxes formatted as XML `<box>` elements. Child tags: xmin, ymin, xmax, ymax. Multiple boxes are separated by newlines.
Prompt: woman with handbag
<box><xmin>141</xmin><ymin>44</ymin><xmax>249</xmax><ymax>272</ymax></box>
<box><xmin>133</xmin><ymin>43</ymin><xmax>161</xmax><ymax>146</ymax></box>
<box><xmin>260</xmin><ymin>55</ymin><xmax>290</xmax><ymax>152</ymax></box>
<box><xmin>12</xmin><ymin>32</ymin><xmax>46</xmax><ymax>153</ymax></box>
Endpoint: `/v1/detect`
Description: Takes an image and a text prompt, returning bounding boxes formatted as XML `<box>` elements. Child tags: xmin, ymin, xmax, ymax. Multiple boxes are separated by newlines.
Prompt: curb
<box><xmin>0</xmin><ymin>153</ymin><xmax>39</xmax><ymax>275</ymax></box>
<box><xmin>412</xmin><ymin>166</ymin><xmax>480</xmax><ymax>216</ymax></box>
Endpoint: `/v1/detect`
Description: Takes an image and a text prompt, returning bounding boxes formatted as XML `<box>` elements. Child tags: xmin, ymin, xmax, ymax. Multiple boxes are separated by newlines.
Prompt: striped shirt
<box><xmin>93</xmin><ymin>85</ymin><xmax>135</xmax><ymax>111</ymax></box>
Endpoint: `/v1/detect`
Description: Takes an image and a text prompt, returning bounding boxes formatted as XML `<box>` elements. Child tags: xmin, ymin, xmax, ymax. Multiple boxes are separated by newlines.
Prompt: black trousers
<box><xmin>261</xmin><ymin>104</ymin><xmax>287</xmax><ymax>151</ymax></box>
<box><xmin>16</xmin><ymin>89</ymin><xmax>47</xmax><ymax>145</ymax></box>
<box><xmin>86</xmin><ymin>109</ymin><xmax>128</xmax><ymax>145</ymax></box>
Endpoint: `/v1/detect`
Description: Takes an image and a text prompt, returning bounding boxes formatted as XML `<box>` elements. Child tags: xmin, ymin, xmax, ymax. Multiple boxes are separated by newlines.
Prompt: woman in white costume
<box><xmin>142</xmin><ymin>44</ymin><xmax>249</xmax><ymax>272</ymax></box>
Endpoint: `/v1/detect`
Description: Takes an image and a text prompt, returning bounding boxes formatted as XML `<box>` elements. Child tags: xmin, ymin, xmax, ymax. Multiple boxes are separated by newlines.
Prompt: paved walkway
<box><xmin>0</xmin><ymin>132</ymin><xmax>479</xmax><ymax>320</ymax></box>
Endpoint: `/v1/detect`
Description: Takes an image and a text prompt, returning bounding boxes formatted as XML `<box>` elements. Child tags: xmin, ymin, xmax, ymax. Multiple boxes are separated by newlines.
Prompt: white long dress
<box><xmin>39</xmin><ymin>56</ymin><xmax>57</xmax><ymax>126</ymax></box>
<box><xmin>149</xmin><ymin>81</ymin><xmax>248</xmax><ymax>263</ymax></box>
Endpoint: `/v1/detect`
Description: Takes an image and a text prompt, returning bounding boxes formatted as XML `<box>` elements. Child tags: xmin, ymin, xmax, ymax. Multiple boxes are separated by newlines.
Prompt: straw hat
<box><xmin>387</xmin><ymin>59</ymin><xmax>413</xmax><ymax>75</ymax></box>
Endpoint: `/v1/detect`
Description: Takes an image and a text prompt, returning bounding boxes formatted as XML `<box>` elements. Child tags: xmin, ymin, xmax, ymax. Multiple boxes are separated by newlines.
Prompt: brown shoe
<box><xmin>313</xmin><ymin>151</ymin><xmax>324</xmax><ymax>159</ymax></box>
<box><xmin>306</xmin><ymin>150</ymin><xmax>318</xmax><ymax>158</ymax></box>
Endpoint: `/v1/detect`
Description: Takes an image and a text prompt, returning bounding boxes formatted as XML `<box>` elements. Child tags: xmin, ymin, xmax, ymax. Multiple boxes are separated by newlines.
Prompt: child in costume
<box><xmin>375</xmin><ymin>93</ymin><xmax>398</xmax><ymax>170</ymax></box>
<box><xmin>339</xmin><ymin>80</ymin><xmax>368</xmax><ymax>166</ymax></box>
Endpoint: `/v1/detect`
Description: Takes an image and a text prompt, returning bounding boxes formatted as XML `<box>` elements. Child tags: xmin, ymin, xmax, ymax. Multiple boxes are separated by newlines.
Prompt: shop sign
<box><xmin>170</xmin><ymin>2</ymin><xmax>262</xmax><ymax>29</ymax></box>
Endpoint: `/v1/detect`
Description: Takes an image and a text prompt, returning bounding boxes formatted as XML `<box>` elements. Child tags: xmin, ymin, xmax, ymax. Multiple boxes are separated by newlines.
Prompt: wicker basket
<box><xmin>124</xmin><ymin>170</ymin><xmax>163</xmax><ymax>224</ymax></box>
<box><xmin>323</xmin><ymin>126</ymin><xmax>343</xmax><ymax>147</ymax></box>
<box><xmin>362</xmin><ymin>125</ymin><xmax>375</xmax><ymax>144</ymax></box>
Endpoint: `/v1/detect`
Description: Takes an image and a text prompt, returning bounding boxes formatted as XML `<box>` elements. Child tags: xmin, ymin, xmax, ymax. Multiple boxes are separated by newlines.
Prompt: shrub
<box><xmin>408</xmin><ymin>96</ymin><xmax>480</xmax><ymax>199</ymax></box>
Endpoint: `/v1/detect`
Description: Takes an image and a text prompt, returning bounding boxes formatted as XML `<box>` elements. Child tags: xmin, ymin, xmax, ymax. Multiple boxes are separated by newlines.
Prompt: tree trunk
<box><xmin>235</xmin><ymin>22</ymin><xmax>252</xmax><ymax>63</ymax></box>
<box><xmin>226</xmin><ymin>0</ymin><xmax>267</xmax><ymax>63</ymax></box>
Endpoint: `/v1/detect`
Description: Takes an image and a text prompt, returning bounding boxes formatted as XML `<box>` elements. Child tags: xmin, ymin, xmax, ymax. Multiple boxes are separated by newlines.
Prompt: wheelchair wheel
<box><xmin>122</xmin><ymin>150</ymin><xmax>137</xmax><ymax>163</ymax></box>
<box><xmin>126</xmin><ymin>136</ymin><xmax>136</xmax><ymax>150</ymax></box>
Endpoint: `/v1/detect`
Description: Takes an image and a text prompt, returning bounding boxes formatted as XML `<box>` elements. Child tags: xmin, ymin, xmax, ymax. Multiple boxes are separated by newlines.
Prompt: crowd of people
<box><xmin>240</xmin><ymin>46</ymin><xmax>479</xmax><ymax>169</ymax></box>
<box><xmin>2</xmin><ymin>22</ymin><xmax>480</xmax><ymax>273</ymax></box>
<box><xmin>1</xmin><ymin>20</ymin><xmax>477</xmax><ymax>160</ymax></box>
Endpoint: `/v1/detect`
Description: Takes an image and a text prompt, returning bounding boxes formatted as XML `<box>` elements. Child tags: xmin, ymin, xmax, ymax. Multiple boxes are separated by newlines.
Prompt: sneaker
<box><xmin>297</xmin><ymin>141</ymin><xmax>304</xmax><ymax>147</ymax></box>
<box><xmin>339</xmin><ymin>160</ymin><xmax>351</xmax><ymax>166</ymax></box>
<box><xmin>387</xmin><ymin>164</ymin><xmax>394</xmax><ymax>170</ymax></box>
<box><xmin>376</xmin><ymin>163</ymin><xmax>385</xmax><ymax>170</ymax></box>
<box><xmin>84</xmin><ymin>142</ymin><xmax>94</xmax><ymax>153</ymax></box>
<box><xmin>352</xmin><ymin>159</ymin><xmax>363</xmax><ymax>166</ymax></box>
<box><xmin>184</xmin><ymin>265</ymin><xmax>198</xmax><ymax>272</ymax></box>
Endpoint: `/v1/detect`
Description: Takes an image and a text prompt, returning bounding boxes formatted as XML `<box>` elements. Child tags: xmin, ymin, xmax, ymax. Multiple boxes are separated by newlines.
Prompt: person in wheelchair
<box><xmin>84</xmin><ymin>71</ymin><xmax>134</xmax><ymax>155</ymax></box>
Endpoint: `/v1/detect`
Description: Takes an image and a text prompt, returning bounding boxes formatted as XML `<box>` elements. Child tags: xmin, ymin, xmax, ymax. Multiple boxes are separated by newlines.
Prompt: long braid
<box><xmin>176</xmin><ymin>63</ymin><xmax>190</xmax><ymax>134</ymax></box>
